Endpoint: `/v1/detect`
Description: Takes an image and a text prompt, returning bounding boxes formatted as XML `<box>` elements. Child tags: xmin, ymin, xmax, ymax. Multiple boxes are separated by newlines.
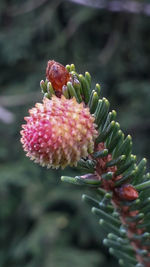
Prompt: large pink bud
<box><xmin>20</xmin><ymin>96</ymin><xmax>98</xmax><ymax>169</ymax></box>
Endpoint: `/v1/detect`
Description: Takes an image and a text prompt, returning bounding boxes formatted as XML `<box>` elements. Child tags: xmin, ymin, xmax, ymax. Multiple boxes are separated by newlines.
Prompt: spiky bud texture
<box><xmin>20</xmin><ymin>96</ymin><xmax>98</xmax><ymax>169</ymax></box>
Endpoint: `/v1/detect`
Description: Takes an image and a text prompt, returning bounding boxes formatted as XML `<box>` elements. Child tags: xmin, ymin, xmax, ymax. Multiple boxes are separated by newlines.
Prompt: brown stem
<box><xmin>93</xmin><ymin>142</ymin><xmax>150</xmax><ymax>266</ymax></box>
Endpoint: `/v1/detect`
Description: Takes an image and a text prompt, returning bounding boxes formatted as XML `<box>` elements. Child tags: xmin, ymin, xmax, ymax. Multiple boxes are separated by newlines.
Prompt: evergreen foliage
<box><xmin>1</xmin><ymin>0</ymin><xmax>150</xmax><ymax>266</ymax></box>
<box><xmin>41</xmin><ymin>62</ymin><xmax>150</xmax><ymax>265</ymax></box>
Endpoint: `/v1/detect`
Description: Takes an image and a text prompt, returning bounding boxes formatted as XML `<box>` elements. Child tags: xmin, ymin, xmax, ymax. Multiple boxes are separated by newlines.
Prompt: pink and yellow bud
<box><xmin>20</xmin><ymin>96</ymin><xmax>98</xmax><ymax>169</ymax></box>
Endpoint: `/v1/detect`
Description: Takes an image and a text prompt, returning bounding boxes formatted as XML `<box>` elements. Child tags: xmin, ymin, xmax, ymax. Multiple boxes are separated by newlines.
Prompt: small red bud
<box><xmin>114</xmin><ymin>184</ymin><xmax>139</xmax><ymax>201</ymax></box>
<box><xmin>46</xmin><ymin>60</ymin><xmax>71</xmax><ymax>91</ymax></box>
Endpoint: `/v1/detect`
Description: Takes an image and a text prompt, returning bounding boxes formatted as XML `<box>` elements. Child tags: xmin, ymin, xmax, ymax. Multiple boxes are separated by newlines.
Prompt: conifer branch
<box><xmin>57</xmin><ymin>63</ymin><xmax>150</xmax><ymax>266</ymax></box>
<box><xmin>21</xmin><ymin>60</ymin><xmax>150</xmax><ymax>266</ymax></box>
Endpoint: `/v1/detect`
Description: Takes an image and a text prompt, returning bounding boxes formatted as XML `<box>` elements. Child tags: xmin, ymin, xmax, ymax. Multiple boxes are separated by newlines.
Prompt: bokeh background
<box><xmin>1</xmin><ymin>0</ymin><xmax>150</xmax><ymax>266</ymax></box>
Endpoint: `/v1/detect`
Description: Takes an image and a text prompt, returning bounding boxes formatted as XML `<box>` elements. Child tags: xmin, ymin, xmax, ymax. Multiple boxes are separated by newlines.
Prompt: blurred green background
<box><xmin>1</xmin><ymin>0</ymin><xmax>150</xmax><ymax>266</ymax></box>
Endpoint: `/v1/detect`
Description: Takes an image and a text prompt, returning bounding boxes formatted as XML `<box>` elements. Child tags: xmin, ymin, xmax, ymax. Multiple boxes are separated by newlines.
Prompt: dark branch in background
<box><xmin>8</xmin><ymin>0</ymin><xmax>150</xmax><ymax>17</ymax></box>
<box><xmin>68</xmin><ymin>0</ymin><xmax>150</xmax><ymax>16</ymax></box>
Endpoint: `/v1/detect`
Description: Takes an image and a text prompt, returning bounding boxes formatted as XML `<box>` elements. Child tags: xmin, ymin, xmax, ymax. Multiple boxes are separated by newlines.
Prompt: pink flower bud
<box><xmin>20</xmin><ymin>96</ymin><xmax>98</xmax><ymax>169</ymax></box>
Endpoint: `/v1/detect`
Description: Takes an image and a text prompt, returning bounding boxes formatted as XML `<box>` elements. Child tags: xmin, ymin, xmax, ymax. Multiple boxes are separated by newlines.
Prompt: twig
<box><xmin>68</xmin><ymin>0</ymin><xmax>150</xmax><ymax>16</ymax></box>
<box><xmin>9</xmin><ymin>0</ymin><xmax>150</xmax><ymax>17</ymax></box>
